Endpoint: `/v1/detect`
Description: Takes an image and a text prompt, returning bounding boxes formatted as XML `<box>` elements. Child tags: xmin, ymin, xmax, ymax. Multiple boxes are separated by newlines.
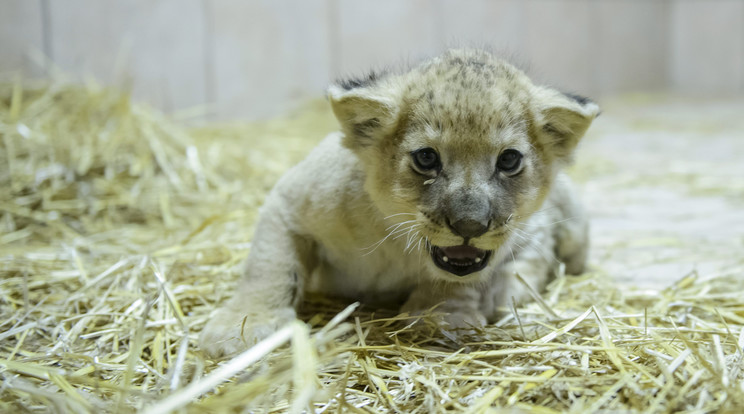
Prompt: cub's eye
<box><xmin>496</xmin><ymin>149</ymin><xmax>523</xmax><ymax>173</ymax></box>
<box><xmin>411</xmin><ymin>148</ymin><xmax>440</xmax><ymax>171</ymax></box>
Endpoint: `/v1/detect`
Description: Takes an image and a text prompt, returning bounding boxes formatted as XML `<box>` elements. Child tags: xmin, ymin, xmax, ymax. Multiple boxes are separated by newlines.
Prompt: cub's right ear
<box><xmin>328</xmin><ymin>83</ymin><xmax>401</xmax><ymax>150</ymax></box>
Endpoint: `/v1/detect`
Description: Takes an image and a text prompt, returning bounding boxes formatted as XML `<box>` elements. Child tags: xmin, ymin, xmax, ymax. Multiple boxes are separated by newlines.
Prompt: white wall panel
<box><xmin>0</xmin><ymin>0</ymin><xmax>45</xmax><ymax>78</ymax></box>
<box><xmin>670</xmin><ymin>0</ymin><xmax>744</xmax><ymax>95</ymax></box>
<box><xmin>48</xmin><ymin>0</ymin><xmax>206</xmax><ymax>111</ymax></box>
<box><xmin>2</xmin><ymin>0</ymin><xmax>744</xmax><ymax>118</ymax></box>
<box><xmin>435</xmin><ymin>0</ymin><xmax>526</xmax><ymax>59</ymax></box>
<box><xmin>591</xmin><ymin>1</ymin><xmax>669</xmax><ymax>95</ymax></box>
<box><xmin>334</xmin><ymin>0</ymin><xmax>440</xmax><ymax>77</ymax></box>
<box><xmin>523</xmin><ymin>0</ymin><xmax>593</xmax><ymax>95</ymax></box>
<box><xmin>207</xmin><ymin>0</ymin><xmax>332</xmax><ymax>119</ymax></box>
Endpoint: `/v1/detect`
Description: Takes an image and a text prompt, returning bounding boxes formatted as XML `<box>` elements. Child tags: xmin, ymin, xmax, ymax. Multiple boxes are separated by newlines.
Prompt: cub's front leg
<box><xmin>401</xmin><ymin>282</ymin><xmax>487</xmax><ymax>330</ymax></box>
<box><xmin>199</xmin><ymin>197</ymin><xmax>315</xmax><ymax>358</ymax></box>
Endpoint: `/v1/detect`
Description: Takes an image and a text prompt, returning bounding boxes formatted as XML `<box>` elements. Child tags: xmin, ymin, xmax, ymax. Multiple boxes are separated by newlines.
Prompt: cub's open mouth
<box><xmin>431</xmin><ymin>245</ymin><xmax>492</xmax><ymax>276</ymax></box>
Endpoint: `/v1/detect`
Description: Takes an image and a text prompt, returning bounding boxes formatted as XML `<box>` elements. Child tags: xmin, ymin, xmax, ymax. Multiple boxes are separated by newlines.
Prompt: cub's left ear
<box><xmin>531</xmin><ymin>86</ymin><xmax>600</xmax><ymax>159</ymax></box>
<box><xmin>328</xmin><ymin>83</ymin><xmax>401</xmax><ymax>151</ymax></box>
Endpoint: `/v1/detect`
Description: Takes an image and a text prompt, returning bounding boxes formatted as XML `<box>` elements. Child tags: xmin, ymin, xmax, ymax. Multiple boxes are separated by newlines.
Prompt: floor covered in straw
<box><xmin>1</xmin><ymin>84</ymin><xmax>743</xmax><ymax>413</ymax></box>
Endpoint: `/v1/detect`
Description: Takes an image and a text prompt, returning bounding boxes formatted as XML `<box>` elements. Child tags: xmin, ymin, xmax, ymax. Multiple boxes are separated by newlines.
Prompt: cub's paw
<box><xmin>199</xmin><ymin>307</ymin><xmax>296</xmax><ymax>358</ymax></box>
<box><xmin>401</xmin><ymin>294</ymin><xmax>486</xmax><ymax>332</ymax></box>
<box><xmin>401</xmin><ymin>306</ymin><xmax>486</xmax><ymax>332</ymax></box>
<box><xmin>441</xmin><ymin>310</ymin><xmax>487</xmax><ymax>331</ymax></box>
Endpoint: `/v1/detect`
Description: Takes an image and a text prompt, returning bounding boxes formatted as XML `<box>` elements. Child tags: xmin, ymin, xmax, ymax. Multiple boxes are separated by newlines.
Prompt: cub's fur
<box><xmin>200</xmin><ymin>49</ymin><xmax>599</xmax><ymax>357</ymax></box>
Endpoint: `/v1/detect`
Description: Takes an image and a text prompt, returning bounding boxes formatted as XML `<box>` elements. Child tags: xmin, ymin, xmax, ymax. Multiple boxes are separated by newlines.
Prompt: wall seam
<box><xmin>431</xmin><ymin>0</ymin><xmax>446</xmax><ymax>51</ymax></box>
<box><xmin>40</xmin><ymin>0</ymin><xmax>53</xmax><ymax>72</ymax></box>
<box><xmin>662</xmin><ymin>0</ymin><xmax>673</xmax><ymax>93</ymax></box>
<box><xmin>327</xmin><ymin>0</ymin><xmax>340</xmax><ymax>80</ymax></box>
<box><xmin>201</xmin><ymin>0</ymin><xmax>215</xmax><ymax>116</ymax></box>
<box><xmin>587</xmin><ymin>0</ymin><xmax>601</xmax><ymax>96</ymax></box>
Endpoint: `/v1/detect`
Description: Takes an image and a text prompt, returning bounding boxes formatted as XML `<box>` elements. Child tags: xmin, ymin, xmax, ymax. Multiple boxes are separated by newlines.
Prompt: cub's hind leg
<box><xmin>199</xmin><ymin>199</ymin><xmax>316</xmax><ymax>358</ymax></box>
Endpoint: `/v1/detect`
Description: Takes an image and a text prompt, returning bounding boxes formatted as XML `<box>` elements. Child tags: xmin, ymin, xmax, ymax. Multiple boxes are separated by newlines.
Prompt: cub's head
<box><xmin>329</xmin><ymin>50</ymin><xmax>599</xmax><ymax>282</ymax></box>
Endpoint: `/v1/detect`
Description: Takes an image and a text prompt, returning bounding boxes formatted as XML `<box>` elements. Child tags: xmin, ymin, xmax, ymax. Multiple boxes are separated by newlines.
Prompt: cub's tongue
<box><xmin>439</xmin><ymin>245</ymin><xmax>484</xmax><ymax>260</ymax></box>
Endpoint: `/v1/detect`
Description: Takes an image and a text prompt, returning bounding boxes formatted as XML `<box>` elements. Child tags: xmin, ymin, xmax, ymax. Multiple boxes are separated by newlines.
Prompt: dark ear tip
<box><xmin>561</xmin><ymin>92</ymin><xmax>593</xmax><ymax>106</ymax></box>
<box><xmin>336</xmin><ymin>70</ymin><xmax>386</xmax><ymax>91</ymax></box>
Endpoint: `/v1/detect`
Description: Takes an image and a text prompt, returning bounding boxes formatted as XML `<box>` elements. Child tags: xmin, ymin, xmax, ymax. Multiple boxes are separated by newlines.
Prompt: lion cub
<box><xmin>200</xmin><ymin>49</ymin><xmax>599</xmax><ymax>357</ymax></box>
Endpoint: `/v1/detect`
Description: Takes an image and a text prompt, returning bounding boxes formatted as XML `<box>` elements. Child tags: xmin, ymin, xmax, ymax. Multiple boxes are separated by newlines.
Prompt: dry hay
<box><xmin>1</xmin><ymin>82</ymin><xmax>743</xmax><ymax>413</ymax></box>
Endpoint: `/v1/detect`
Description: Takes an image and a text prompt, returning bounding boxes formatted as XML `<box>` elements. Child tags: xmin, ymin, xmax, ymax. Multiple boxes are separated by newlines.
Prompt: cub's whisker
<box><xmin>512</xmin><ymin>205</ymin><xmax>561</xmax><ymax>220</ymax></box>
<box><xmin>385</xmin><ymin>219</ymin><xmax>418</xmax><ymax>232</ymax></box>
<box><xmin>361</xmin><ymin>222</ymin><xmax>421</xmax><ymax>256</ymax></box>
<box><xmin>383</xmin><ymin>212</ymin><xmax>418</xmax><ymax>221</ymax></box>
<box><xmin>405</xmin><ymin>231</ymin><xmax>421</xmax><ymax>254</ymax></box>
<box><xmin>506</xmin><ymin>225</ymin><xmax>561</xmax><ymax>265</ymax></box>
<box><xmin>394</xmin><ymin>224</ymin><xmax>421</xmax><ymax>240</ymax></box>
<box><xmin>516</xmin><ymin>216</ymin><xmax>578</xmax><ymax>229</ymax></box>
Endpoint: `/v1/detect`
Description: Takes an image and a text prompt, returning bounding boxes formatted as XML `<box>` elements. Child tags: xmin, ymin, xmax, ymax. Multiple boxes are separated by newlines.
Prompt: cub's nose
<box><xmin>447</xmin><ymin>218</ymin><xmax>489</xmax><ymax>239</ymax></box>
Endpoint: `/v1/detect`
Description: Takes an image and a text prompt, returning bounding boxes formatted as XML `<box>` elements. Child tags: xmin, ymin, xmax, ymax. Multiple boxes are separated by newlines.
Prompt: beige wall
<box><xmin>2</xmin><ymin>0</ymin><xmax>743</xmax><ymax>120</ymax></box>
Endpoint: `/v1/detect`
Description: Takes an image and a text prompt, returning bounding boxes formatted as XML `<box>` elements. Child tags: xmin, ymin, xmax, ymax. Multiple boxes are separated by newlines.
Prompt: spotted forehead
<box><xmin>407</xmin><ymin>73</ymin><xmax>530</xmax><ymax>131</ymax></box>
<box><xmin>405</xmin><ymin>87</ymin><xmax>531</xmax><ymax>153</ymax></box>
<box><xmin>414</xmin><ymin>91</ymin><xmax>526</xmax><ymax>128</ymax></box>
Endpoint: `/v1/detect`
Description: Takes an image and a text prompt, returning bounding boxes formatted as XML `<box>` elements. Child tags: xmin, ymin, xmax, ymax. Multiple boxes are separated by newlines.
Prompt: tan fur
<box><xmin>200</xmin><ymin>50</ymin><xmax>599</xmax><ymax>357</ymax></box>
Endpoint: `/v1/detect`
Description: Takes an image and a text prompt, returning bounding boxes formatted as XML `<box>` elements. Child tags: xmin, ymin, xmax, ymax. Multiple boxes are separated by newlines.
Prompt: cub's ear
<box><xmin>531</xmin><ymin>86</ymin><xmax>600</xmax><ymax>159</ymax></box>
<box><xmin>328</xmin><ymin>82</ymin><xmax>401</xmax><ymax>150</ymax></box>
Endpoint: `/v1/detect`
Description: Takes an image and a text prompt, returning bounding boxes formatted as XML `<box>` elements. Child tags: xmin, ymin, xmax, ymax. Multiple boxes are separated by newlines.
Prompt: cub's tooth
<box><xmin>475</xmin><ymin>257</ymin><xmax>481</xmax><ymax>263</ymax></box>
<box><xmin>442</xmin><ymin>256</ymin><xmax>449</xmax><ymax>262</ymax></box>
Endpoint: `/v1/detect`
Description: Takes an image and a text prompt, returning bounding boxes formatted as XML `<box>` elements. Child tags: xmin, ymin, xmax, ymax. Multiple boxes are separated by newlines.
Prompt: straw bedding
<box><xmin>1</xmin><ymin>83</ymin><xmax>743</xmax><ymax>413</ymax></box>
